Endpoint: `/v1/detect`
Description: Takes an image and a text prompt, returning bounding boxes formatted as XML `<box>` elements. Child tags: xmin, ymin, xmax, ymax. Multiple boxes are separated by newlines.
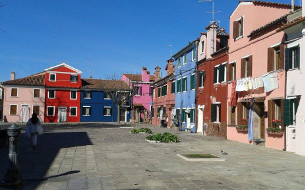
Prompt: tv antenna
<box><xmin>198</xmin><ymin>0</ymin><xmax>220</xmax><ymax>23</ymax></box>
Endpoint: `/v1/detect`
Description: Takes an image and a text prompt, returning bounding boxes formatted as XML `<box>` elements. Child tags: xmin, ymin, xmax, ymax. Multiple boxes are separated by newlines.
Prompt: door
<box><xmin>20</xmin><ymin>105</ymin><xmax>30</xmax><ymax>122</ymax></box>
<box><xmin>197</xmin><ymin>105</ymin><xmax>204</xmax><ymax>134</ymax></box>
<box><xmin>58</xmin><ymin>107</ymin><xmax>67</xmax><ymax>122</ymax></box>
<box><xmin>252</xmin><ymin>103</ymin><xmax>265</xmax><ymax>139</ymax></box>
<box><xmin>120</xmin><ymin>108</ymin><xmax>126</xmax><ymax>122</ymax></box>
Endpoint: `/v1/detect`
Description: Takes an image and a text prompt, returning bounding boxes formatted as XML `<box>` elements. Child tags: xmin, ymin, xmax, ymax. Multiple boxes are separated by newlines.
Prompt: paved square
<box><xmin>1</xmin><ymin>123</ymin><xmax>305</xmax><ymax>190</ymax></box>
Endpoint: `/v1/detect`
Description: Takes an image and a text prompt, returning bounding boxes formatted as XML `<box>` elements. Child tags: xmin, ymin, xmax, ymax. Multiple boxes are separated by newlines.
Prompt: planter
<box><xmin>267</xmin><ymin>131</ymin><xmax>284</xmax><ymax>136</ymax></box>
<box><xmin>236</xmin><ymin>125</ymin><xmax>248</xmax><ymax>133</ymax></box>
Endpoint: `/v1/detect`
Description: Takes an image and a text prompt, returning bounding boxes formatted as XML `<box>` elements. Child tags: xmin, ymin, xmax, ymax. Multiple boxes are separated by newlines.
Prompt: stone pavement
<box><xmin>1</xmin><ymin>123</ymin><xmax>305</xmax><ymax>190</ymax></box>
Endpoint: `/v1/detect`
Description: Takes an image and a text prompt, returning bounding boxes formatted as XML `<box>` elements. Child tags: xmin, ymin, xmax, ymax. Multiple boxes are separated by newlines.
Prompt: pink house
<box><xmin>121</xmin><ymin>67</ymin><xmax>154</xmax><ymax>122</ymax></box>
<box><xmin>227</xmin><ymin>1</ymin><xmax>297</xmax><ymax>150</ymax></box>
<box><xmin>1</xmin><ymin>72</ymin><xmax>46</xmax><ymax>123</ymax></box>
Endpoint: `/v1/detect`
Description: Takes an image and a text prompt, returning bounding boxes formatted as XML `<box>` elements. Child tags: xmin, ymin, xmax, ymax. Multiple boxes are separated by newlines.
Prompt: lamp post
<box><xmin>0</xmin><ymin>123</ymin><xmax>22</xmax><ymax>188</ymax></box>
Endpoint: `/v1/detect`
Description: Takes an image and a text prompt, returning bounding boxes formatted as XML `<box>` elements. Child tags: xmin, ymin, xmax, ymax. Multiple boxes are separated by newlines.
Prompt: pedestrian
<box><xmin>26</xmin><ymin>113</ymin><xmax>43</xmax><ymax>150</ymax></box>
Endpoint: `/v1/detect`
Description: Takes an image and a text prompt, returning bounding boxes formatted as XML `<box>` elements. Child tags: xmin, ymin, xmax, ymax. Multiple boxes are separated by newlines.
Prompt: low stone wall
<box><xmin>205</xmin><ymin>121</ymin><xmax>227</xmax><ymax>139</ymax></box>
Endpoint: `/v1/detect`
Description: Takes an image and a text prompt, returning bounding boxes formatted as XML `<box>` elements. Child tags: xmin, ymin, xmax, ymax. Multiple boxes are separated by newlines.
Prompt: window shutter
<box><xmin>233</xmin><ymin>21</ymin><xmax>238</xmax><ymax>39</ymax></box>
<box><xmin>190</xmin><ymin>109</ymin><xmax>194</xmax><ymax>123</ymax></box>
<box><xmin>198</xmin><ymin>72</ymin><xmax>203</xmax><ymax>87</ymax></box>
<box><xmin>240</xmin><ymin>17</ymin><xmax>244</xmax><ymax>36</ymax></box>
<box><xmin>280</xmin><ymin>99</ymin><xmax>284</xmax><ymax>127</ymax></box>
<box><xmin>241</xmin><ymin>58</ymin><xmax>245</xmax><ymax>78</ymax></box>
<box><xmin>231</xmin><ymin>106</ymin><xmax>236</xmax><ymax>125</ymax></box>
<box><xmin>248</xmin><ymin>55</ymin><xmax>253</xmax><ymax>77</ymax></box>
<box><xmin>268</xmin><ymin>100</ymin><xmax>273</xmax><ymax>128</ymax></box>
<box><xmin>211</xmin><ymin>104</ymin><xmax>216</xmax><ymax>122</ymax></box>
<box><xmin>165</xmin><ymin>85</ymin><xmax>167</xmax><ymax>95</ymax></box>
<box><xmin>139</xmin><ymin>87</ymin><xmax>142</xmax><ymax>96</ymax></box>
<box><xmin>191</xmin><ymin>75</ymin><xmax>195</xmax><ymax>89</ymax></box>
<box><xmin>237</xmin><ymin>103</ymin><xmax>242</xmax><ymax>125</ymax></box>
<box><xmin>296</xmin><ymin>46</ymin><xmax>300</xmax><ymax>69</ymax></box>
<box><xmin>158</xmin><ymin>87</ymin><xmax>161</xmax><ymax>97</ymax></box>
<box><xmin>283</xmin><ymin>99</ymin><xmax>293</xmax><ymax>126</ymax></box>
<box><xmin>219</xmin><ymin>65</ymin><xmax>224</xmax><ymax>82</ymax></box>
<box><xmin>214</xmin><ymin>67</ymin><xmax>217</xmax><ymax>83</ymax></box>
<box><xmin>268</xmin><ymin>48</ymin><xmax>274</xmax><ymax>72</ymax></box>
<box><xmin>285</xmin><ymin>48</ymin><xmax>291</xmax><ymax>71</ymax></box>
<box><xmin>226</xmin><ymin>63</ymin><xmax>231</xmax><ymax>82</ymax></box>
<box><xmin>171</xmin><ymin>82</ymin><xmax>175</xmax><ymax>93</ymax></box>
<box><xmin>185</xmin><ymin>77</ymin><xmax>187</xmax><ymax>91</ymax></box>
<box><xmin>182</xmin><ymin>78</ymin><xmax>185</xmax><ymax>91</ymax></box>
<box><xmin>279</xmin><ymin>44</ymin><xmax>285</xmax><ymax>70</ymax></box>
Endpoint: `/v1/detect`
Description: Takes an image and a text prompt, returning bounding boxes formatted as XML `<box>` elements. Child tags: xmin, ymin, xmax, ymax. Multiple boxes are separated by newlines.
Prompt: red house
<box><xmin>44</xmin><ymin>63</ymin><xmax>82</xmax><ymax>123</ymax></box>
<box><xmin>196</xmin><ymin>23</ymin><xmax>229</xmax><ymax>138</ymax></box>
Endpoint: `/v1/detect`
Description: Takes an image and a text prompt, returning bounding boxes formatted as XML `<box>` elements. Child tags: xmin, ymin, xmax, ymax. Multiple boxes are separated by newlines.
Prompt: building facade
<box><xmin>151</xmin><ymin>59</ymin><xmax>175</xmax><ymax>127</ymax></box>
<box><xmin>173</xmin><ymin>40</ymin><xmax>198</xmax><ymax>132</ymax></box>
<box><xmin>121</xmin><ymin>67</ymin><xmax>154</xmax><ymax>123</ymax></box>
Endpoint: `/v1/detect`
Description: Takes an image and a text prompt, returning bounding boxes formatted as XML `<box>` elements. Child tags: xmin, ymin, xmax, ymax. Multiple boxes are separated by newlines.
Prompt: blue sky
<box><xmin>0</xmin><ymin>0</ymin><xmax>301</xmax><ymax>82</ymax></box>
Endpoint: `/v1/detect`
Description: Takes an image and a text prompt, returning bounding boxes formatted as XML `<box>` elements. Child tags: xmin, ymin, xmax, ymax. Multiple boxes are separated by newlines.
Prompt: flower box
<box><xmin>266</xmin><ymin>127</ymin><xmax>284</xmax><ymax>136</ymax></box>
<box><xmin>236</xmin><ymin>125</ymin><xmax>248</xmax><ymax>132</ymax></box>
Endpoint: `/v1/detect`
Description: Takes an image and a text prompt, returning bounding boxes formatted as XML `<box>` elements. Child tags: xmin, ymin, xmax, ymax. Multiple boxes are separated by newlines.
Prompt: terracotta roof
<box><xmin>123</xmin><ymin>74</ymin><xmax>155</xmax><ymax>82</ymax></box>
<box><xmin>1</xmin><ymin>73</ymin><xmax>45</xmax><ymax>86</ymax></box>
<box><xmin>248</xmin><ymin>14</ymin><xmax>288</xmax><ymax>38</ymax></box>
<box><xmin>278</xmin><ymin>16</ymin><xmax>305</xmax><ymax>31</ymax></box>
<box><xmin>240</xmin><ymin>1</ymin><xmax>301</xmax><ymax>9</ymax></box>
<box><xmin>134</xmin><ymin>103</ymin><xmax>144</xmax><ymax>107</ymax></box>
<box><xmin>82</xmin><ymin>79</ymin><xmax>130</xmax><ymax>91</ymax></box>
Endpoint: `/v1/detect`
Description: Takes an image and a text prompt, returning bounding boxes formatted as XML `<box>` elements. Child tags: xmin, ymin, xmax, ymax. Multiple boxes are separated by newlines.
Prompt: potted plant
<box><xmin>236</xmin><ymin>118</ymin><xmax>248</xmax><ymax>132</ymax></box>
<box><xmin>267</xmin><ymin>119</ymin><xmax>284</xmax><ymax>135</ymax></box>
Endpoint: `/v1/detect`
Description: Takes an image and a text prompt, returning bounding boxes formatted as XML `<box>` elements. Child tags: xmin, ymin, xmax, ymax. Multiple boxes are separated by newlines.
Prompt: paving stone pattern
<box><xmin>0</xmin><ymin>123</ymin><xmax>305</xmax><ymax>190</ymax></box>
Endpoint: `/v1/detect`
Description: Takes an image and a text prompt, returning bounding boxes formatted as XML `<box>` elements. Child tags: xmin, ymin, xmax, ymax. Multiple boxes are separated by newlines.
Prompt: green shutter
<box><xmin>198</xmin><ymin>72</ymin><xmax>203</xmax><ymax>87</ymax></box>
<box><xmin>219</xmin><ymin>65</ymin><xmax>224</xmax><ymax>82</ymax></box>
<box><xmin>178</xmin><ymin>58</ymin><xmax>181</xmax><ymax>67</ymax></box>
<box><xmin>192</xmin><ymin>50</ymin><xmax>196</xmax><ymax>60</ymax></box>
<box><xmin>190</xmin><ymin>109</ymin><xmax>194</xmax><ymax>123</ymax></box>
<box><xmin>182</xmin><ymin>78</ymin><xmax>186</xmax><ymax>91</ymax></box>
<box><xmin>191</xmin><ymin>75</ymin><xmax>195</xmax><ymax>90</ymax></box>
<box><xmin>165</xmin><ymin>85</ymin><xmax>167</xmax><ymax>96</ymax></box>
<box><xmin>158</xmin><ymin>88</ymin><xmax>160</xmax><ymax>97</ymax></box>
<box><xmin>296</xmin><ymin>46</ymin><xmax>300</xmax><ymax>69</ymax></box>
<box><xmin>185</xmin><ymin>77</ymin><xmax>187</xmax><ymax>91</ymax></box>
<box><xmin>214</xmin><ymin>67</ymin><xmax>217</xmax><ymax>83</ymax></box>
<box><xmin>211</xmin><ymin>104</ymin><xmax>216</xmax><ymax>122</ymax></box>
<box><xmin>182</xmin><ymin>109</ymin><xmax>186</xmax><ymax>122</ymax></box>
<box><xmin>285</xmin><ymin>48</ymin><xmax>291</xmax><ymax>71</ymax></box>
<box><xmin>171</xmin><ymin>82</ymin><xmax>175</xmax><ymax>93</ymax></box>
<box><xmin>284</xmin><ymin>99</ymin><xmax>293</xmax><ymax>126</ymax></box>
<box><xmin>177</xmin><ymin>80</ymin><xmax>181</xmax><ymax>93</ymax></box>
<box><xmin>184</xmin><ymin>54</ymin><xmax>187</xmax><ymax>64</ymax></box>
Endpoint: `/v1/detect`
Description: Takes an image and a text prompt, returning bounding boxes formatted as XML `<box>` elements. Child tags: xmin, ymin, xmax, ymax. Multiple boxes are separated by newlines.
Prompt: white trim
<box><xmin>9</xmin><ymin>104</ymin><xmax>18</xmax><ymax>116</ymax></box>
<box><xmin>70</xmin><ymin>90</ymin><xmax>77</xmax><ymax>100</ymax></box>
<box><xmin>33</xmin><ymin>88</ymin><xmax>40</xmax><ymax>98</ymax></box>
<box><xmin>242</xmin><ymin>54</ymin><xmax>251</xmax><ymax>59</ymax></box>
<box><xmin>103</xmin><ymin>106</ymin><xmax>112</xmax><ymax>116</ymax></box>
<box><xmin>229</xmin><ymin>61</ymin><xmax>236</xmax><ymax>64</ymax></box>
<box><xmin>10</xmin><ymin>87</ymin><xmax>18</xmax><ymax>97</ymax></box>
<box><xmin>234</xmin><ymin>15</ymin><xmax>244</xmax><ymax>40</ymax></box>
<box><xmin>44</xmin><ymin>63</ymin><xmax>83</xmax><ymax>74</ymax></box>
<box><xmin>49</xmin><ymin>73</ymin><xmax>56</xmax><ymax>82</ymax></box>
<box><xmin>47</xmin><ymin>106</ymin><xmax>55</xmax><ymax>116</ymax></box>
<box><xmin>183</xmin><ymin>54</ymin><xmax>187</xmax><ymax>65</ymax></box>
<box><xmin>32</xmin><ymin>105</ymin><xmax>40</xmax><ymax>115</ymax></box>
<box><xmin>48</xmin><ymin>90</ymin><xmax>56</xmax><ymax>99</ymax></box>
<box><xmin>192</xmin><ymin>49</ymin><xmax>195</xmax><ymax>61</ymax></box>
<box><xmin>270</xmin><ymin>42</ymin><xmax>281</xmax><ymax>48</ymax></box>
<box><xmin>69</xmin><ymin>107</ymin><xmax>77</xmax><ymax>117</ymax></box>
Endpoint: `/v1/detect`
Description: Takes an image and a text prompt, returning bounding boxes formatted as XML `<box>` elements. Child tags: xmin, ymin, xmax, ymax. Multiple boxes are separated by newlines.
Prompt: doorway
<box><xmin>197</xmin><ymin>105</ymin><xmax>204</xmax><ymax>134</ymax></box>
<box><xmin>252</xmin><ymin>102</ymin><xmax>265</xmax><ymax>140</ymax></box>
<box><xmin>120</xmin><ymin>108</ymin><xmax>126</xmax><ymax>122</ymax></box>
<box><xmin>58</xmin><ymin>107</ymin><xmax>67</xmax><ymax>122</ymax></box>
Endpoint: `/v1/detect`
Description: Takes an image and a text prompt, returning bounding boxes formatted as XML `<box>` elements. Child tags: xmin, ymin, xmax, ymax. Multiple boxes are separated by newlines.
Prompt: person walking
<box><xmin>26</xmin><ymin>113</ymin><xmax>43</xmax><ymax>150</ymax></box>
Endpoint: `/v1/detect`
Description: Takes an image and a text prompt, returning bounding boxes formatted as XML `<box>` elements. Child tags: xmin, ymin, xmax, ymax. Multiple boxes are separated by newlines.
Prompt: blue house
<box><xmin>81</xmin><ymin>79</ymin><xmax>131</xmax><ymax>122</ymax></box>
<box><xmin>173</xmin><ymin>40</ymin><xmax>198</xmax><ymax>132</ymax></box>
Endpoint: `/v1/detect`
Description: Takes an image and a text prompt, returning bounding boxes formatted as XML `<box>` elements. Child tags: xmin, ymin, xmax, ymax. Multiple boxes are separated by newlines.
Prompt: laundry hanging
<box><xmin>248</xmin><ymin>101</ymin><xmax>255</xmax><ymax>141</ymax></box>
<box><xmin>262</xmin><ymin>72</ymin><xmax>278</xmax><ymax>92</ymax></box>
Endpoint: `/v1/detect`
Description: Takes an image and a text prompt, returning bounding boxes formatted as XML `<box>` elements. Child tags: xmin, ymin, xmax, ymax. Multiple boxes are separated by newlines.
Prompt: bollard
<box><xmin>0</xmin><ymin>123</ymin><xmax>22</xmax><ymax>187</ymax></box>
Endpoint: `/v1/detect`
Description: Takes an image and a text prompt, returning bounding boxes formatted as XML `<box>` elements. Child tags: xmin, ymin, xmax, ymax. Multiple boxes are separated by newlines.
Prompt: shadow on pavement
<box><xmin>0</xmin><ymin>131</ymin><xmax>92</xmax><ymax>189</ymax></box>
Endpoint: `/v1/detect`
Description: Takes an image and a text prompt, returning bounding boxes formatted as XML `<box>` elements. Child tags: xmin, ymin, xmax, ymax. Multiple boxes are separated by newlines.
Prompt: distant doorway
<box><xmin>58</xmin><ymin>107</ymin><xmax>67</xmax><ymax>122</ymax></box>
<box><xmin>197</xmin><ymin>105</ymin><xmax>204</xmax><ymax>134</ymax></box>
<box><xmin>120</xmin><ymin>108</ymin><xmax>126</xmax><ymax>122</ymax></box>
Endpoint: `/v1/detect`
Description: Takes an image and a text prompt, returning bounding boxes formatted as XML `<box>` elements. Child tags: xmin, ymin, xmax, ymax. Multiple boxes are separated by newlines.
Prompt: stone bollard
<box><xmin>0</xmin><ymin>123</ymin><xmax>22</xmax><ymax>188</ymax></box>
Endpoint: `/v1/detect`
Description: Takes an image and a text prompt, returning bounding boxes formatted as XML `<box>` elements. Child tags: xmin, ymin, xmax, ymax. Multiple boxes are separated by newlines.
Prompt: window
<box><xmin>11</xmin><ymin>88</ymin><xmax>17</xmax><ymax>97</ymax></box>
<box><xmin>70</xmin><ymin>75</ymin><xmax>78</xmax><ymax>82</ymax></box>
<box><xmin>104</xmin><ymin>92</ymin><xmax>111</xmax><ymax>99</ymax></box>
<box><xmin>284</xmin><ymin>97</ymin><xmax>300</xmax><ymax>126</ymax></box>
<box><xmin>220</xmin><ymin>38</ymin><xmax>228</xmax><ymax>48</ymax></box>
<box><xmin>177</xmin><ymin>58</ymin><xmax>181</xmax><ymax>67</ymax></box>
<box><xmin>183</xmin><ymin>54</ymin><xmax>187</xmax><ymax>65</ymax></box>
<box><xmin>82</xmin><ymin>106</ymin><xmax>91</xmax><ymax>116</ymax></box>
<box><xmin>171</xmin><ymin>81</ymin><xmax>175</xmax><ymax>93</ymax></box>
<box><xmin>227</xmin><ymin>62</ymin><xmax>236</xmax><ymax>82</ymax></box>
<box><xmin>161</xmin><ymin>85</ymin><xmax>167</xmax><ymax>96</ymax></box>
<box><xmin>10</xmin><ymin>105</ymin><xmax>17</xmax><ymax>115</ymax></box>
<box><xmin>237</xmin><ymin>102</ymin><xmax>249</xmax><ymax>125</ymax></box>
<box><xmin>190</xmin><ymin>74</ymin><xmax>195</xmax><ymax>90</ymax></box>
<box><xmin>70</xmin><ymin>107</ymin><xmax>77</xmax><ymax>116</ymax></box>
<box><xmin>228</xmin><ymin>106</ymin><xmax>236</xmax><ymax>125</ymax></box>
<box><xmin>33</xmin><ymin>106</ymin><xmax>40</xmax><ymax>115</ymax></box>
<box><xmin>182</xmin><ymin>77</ymin><xmax>187</xmax><ymax>92</ymax></box>
<box><xmin>133</xmin><ymin>86</ymin><xmax>142</xmax><ymax>96</ymax></box>
<box><xmin>241</xmin><ymin>56</ymin><xmax>252</xmax><ymax>78</ymax></box>
<box><xmin>192</xmin><ymin>49</ymin><xmax>196</xmax><ymax>61</ymax></box>
<box><xmin>48</xmin><ymin>90</ymin><xmax>55</xmax><ymax>99</ymax></box>
<box><xmin>49</xmin><ymin>74</ymin><xmax>56</xmax><ymax>81</ymax></box>
<box><xmin>70</xmin><ymin>90</ymin><xmax>77</xmax><ymax>100</ymax></box>
<box><xmin>103</xmin><ymin>107</ymin><xmax>112</xmax><ymax>116</ymax></box>
<box><xmin>268</xmin><ymin>99</ymin><xmax>284</xmax><ymax>128</ymax></box>
<box><xmin>158</xmin><ymin>87</ymin><xmax>161</xmax><ymax>97</ymax></box>
<box><xmin>233</xmin><ymin>17</ymin><xmax>243</xmax><ymax>40</ymax></box>
<box><xmin>214</xmin><ymin>64</ymin><xmax>226</xmax><ymax>83</ymax></box>
<box><xmin>47</xmin><ymin>106</ymin><xmax>55</xmax><ymax>116</ymax></box>
<box><xmin>268</xmin><ymin>44</ymin><xmax>284</xmax><ymax>71</ymax></box>
<box><xmin>201</xmin><ymin>41</ymin><xmax>205</xmax><ymax>53</ymax></box>
<box><xmin>198</xmin><ymin>71</ymin><xmax>205</xmax><ymax>88</ymax></box>
<box><xmin>211</xmin><ymin>103</ymin><xmax>221</xmax><ymax>122</ymax></box>
<box><xmin>84</xmin><ymin>91</ymin><xmax>91</xmax><ymax>99</ymax></box>
<box><xmin>151</xmin><ymin>106</ymin><xmax>154</xmax><ymax>117</ymax></box>
<box><xmin>33</xmin><ymin>89</ymin><xmax>40</xmax><ymax>98</ymax></box>
<box><xmin>285</xmin><ymin>46</ymin><xmax>300</xmax><ymax>70</ymax></box>
<box><xmin>177</xmin><ymin>79</ymin><xmax>181</xmax><ymax>93</ymax></box>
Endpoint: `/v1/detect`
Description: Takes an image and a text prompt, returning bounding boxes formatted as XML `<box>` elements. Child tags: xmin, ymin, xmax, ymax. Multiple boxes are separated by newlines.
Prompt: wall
<box><xmin>2</xmin><ymin>86</ymin><xmax>45</xmax><ymax>122</ymax></box>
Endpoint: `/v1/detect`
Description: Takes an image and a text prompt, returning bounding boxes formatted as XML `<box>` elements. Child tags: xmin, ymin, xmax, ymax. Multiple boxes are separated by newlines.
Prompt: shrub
<box><xmin>146</xmin><ymin>132</ymin><xmax>180</xmax><ymax>143</ymax></box>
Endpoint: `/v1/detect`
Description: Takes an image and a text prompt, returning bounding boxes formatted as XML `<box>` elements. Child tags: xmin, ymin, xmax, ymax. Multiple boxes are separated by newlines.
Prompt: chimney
<box><xmin>10</xmin><ymin>72</ymin><xmax>15</xmax><ymax>80</ymax></box>
<box><xmin>165</xmin><ymin>59</ymin><xmax>174</xmax><ymax>75</ymax></box>
<box><xmin>205</xmin><ymin>22</ymin><xmax>218</xmax><ymax>59</ymax></box>
<box><xmin>154</xmin><ymin>66</ymin><xmax>161</xmax><ymax>82</ymax></box>
<box><xmin>89</xmin><ymin>75</ymin><xmax>92</xmax><ymax>79</ymax></box>
<box><xmin>291</xmin><ymin>0</ymin><xmax>295</xmax><ymax>12</ymax></box>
